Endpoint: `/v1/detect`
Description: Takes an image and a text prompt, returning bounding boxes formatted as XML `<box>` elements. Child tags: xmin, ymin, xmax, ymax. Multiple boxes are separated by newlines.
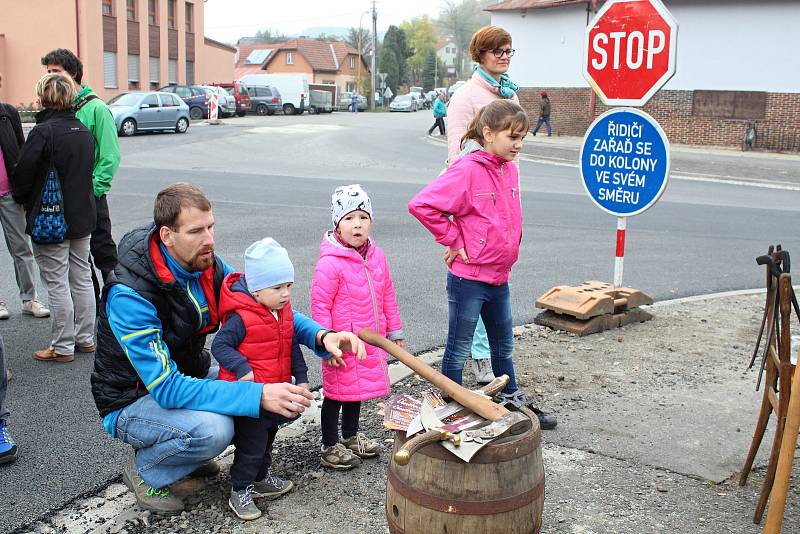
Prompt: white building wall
<box><xmin>493</xmin><ymin>0</ymin><xmax>800</xmax><ymax>92</ymax></box>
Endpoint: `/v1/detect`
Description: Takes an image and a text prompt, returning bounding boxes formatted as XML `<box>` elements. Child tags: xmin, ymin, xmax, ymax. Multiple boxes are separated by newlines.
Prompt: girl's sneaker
<box><xmin>228</xmin><ymin>485</ymin><xmax>262</xmax><ymax>520</ymax></box>
<box><xmin>341</xmin><ymin>432</ymin><xmax>381</xmax><ymax>458</ymax></box>
<box><xmin>320</xmin><ymin>443</ymin><xmax>362</xmax><ymax>470</ymax></box>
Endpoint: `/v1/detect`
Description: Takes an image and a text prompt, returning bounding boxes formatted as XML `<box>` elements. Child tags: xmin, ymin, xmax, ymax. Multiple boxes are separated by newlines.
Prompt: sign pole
<box><xmin>614</xmin><ymin>216</ymin><xmax>626</xmax><ymax>287</ymax></box>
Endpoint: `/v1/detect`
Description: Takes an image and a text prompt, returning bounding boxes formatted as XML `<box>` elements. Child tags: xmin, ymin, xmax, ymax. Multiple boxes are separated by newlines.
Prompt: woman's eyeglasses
<box><xmin>490</xmin><ymin>48</ymin><xmax>515</xmax><ymax>58</ymax></box>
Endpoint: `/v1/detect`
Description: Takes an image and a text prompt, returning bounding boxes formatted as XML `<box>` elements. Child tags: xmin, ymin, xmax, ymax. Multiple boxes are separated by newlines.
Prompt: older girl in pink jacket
<box><xmin>409</xmin><ymin>100</ymin><xmax>531</xmax><ymax>409</ymax></box>
<box><xmin>312</xmin><ymin>184</ymin><xmax>404</xmax><ymax>470</ymax></box>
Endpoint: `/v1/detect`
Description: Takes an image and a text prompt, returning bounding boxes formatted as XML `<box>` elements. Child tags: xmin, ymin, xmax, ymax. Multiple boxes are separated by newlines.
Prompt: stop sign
<box><xmin>583</xmin><ymin>0</ymin><xmax>677</xmax><ymax>106</ymax></box>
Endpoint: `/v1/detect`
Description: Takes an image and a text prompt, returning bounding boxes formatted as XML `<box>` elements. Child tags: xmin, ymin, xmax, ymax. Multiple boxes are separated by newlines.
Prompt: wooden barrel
<box><xmin>386</xmin><ymin>416</ymin><xmax>544</xmax><ymax>534</ymax></box>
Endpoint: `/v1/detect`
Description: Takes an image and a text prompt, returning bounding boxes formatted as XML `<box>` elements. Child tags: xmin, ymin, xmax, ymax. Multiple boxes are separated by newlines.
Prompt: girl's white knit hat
<box><xmin>330</xmin><ymin>184</ymin><xmax>373</xmax><ymax>228</ymax></box>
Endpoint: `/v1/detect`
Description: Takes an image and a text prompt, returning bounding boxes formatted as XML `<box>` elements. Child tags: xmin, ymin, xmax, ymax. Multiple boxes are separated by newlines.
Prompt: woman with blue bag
<box><xmin>11</xmin><ymin>73</ymin><xmax>96</xmax><ymax>363</ymax></box>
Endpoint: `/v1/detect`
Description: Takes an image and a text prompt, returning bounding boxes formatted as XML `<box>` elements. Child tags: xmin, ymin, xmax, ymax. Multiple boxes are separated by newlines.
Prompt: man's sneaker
<box><xmin>472</xmin><ymin>358</ymin><xmax>496</xmax><ymax>385</ymax></box>
<box><xmin>228</xmin><ymin>485</ymin><xmax>262</xmax><ymax>520</ymax></box>
<box><xmin>0</xmin><ymin>301</ymin><xmax>9</xmax><ymax>320</ymax></box>
<box><xmin>189</xmin><ymin>459</ymin><xmax>220</xmax><ymax>478</ymax></box>
<box><xmin>22</xmin><ymin>300</ymin><xmax>50</xmax><ymax>318</ymax></box>
<box><xmin>320</xmin><ymin>442</ymin><xmax>362</xmax><ymax>470</ymax></box>
<box><xmin>0</xmin><ymin>420</ymin><xmax>18</xmax><ymax>465</ymax></box>
<box><xmin>496</xmin><ymin>390</ymin><xmax>558</xmax><ymax>430</ymax></box>
<box><xmin>341</xmin><ymin>432</ymin><xmax>381</xmax><ymax>459</ymax></box>
<box><xmin>122</xmin><ymin>452</ymin><xmax>184</xmax><ymax>515</ymax></box>
<box><xmin>252</xmin><ymin>469</ymin><xmax>294</xmax><ymax>499</ymax></box>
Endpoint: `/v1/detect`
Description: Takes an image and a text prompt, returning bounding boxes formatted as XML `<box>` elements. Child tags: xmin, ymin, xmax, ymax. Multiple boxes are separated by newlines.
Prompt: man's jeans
<box><xmin>532</xmin><ymin>116</ymin><xmax>552</xmax><ymax>136</ymax></box>
<box><xmin>441</xmin><ymin>272</ymin><xmax>519</xmax><ymax>394</ymax></box>
<box><xmin>115</xmin><ymin>394</ymin><xmax>234</xmax><ymax>489</ymax></box>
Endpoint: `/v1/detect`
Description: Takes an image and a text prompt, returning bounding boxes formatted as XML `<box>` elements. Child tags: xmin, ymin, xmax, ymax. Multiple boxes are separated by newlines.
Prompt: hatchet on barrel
<box><xmin>359</xmin><ymin>328</ymin><xmax>531</xmax><ymax>464</ymax></box>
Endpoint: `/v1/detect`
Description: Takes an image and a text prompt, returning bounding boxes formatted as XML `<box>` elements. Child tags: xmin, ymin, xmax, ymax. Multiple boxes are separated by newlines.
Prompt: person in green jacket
<box><xmin>41</xmin><ymin>49</ymin><xmax>121</xmax><ymax>285</ymax></box>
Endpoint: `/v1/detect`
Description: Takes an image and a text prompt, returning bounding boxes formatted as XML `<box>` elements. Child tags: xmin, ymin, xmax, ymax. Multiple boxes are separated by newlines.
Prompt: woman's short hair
<box><xmin>35</xmin><ymin>73</ymin><xmax>75</xmax><ymax>111</ymax></box>
<box><xmin>469</xmin><ymin>25</ymin><xmax>512</xmax><ymax>63</ymax></box>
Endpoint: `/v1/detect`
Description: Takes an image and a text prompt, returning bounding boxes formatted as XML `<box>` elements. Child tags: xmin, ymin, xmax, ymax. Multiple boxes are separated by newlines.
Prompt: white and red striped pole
<box><xmin>614</xmin><ymin>216</ymin><xmax>626</xmax><ymax>288</ymax></box>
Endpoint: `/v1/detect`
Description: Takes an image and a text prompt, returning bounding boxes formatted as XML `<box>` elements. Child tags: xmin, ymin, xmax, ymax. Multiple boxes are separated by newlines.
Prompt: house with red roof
<box><xmin>235</xmin><ymin>38</ymin><xmax>370</xmax><ymax>95</ymax></box>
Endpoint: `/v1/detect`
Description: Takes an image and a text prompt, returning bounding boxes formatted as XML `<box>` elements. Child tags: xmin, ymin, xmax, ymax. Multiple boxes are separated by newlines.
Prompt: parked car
<box><xmin>209</xmin><ymin>81</ymin><xmax>251</xmax><ymax>117</ymax></box>
<box><xmin>409</xmin><ymin>92</ymin><xmax>424</xmax><ymax>111</ymax></box>
<box><xmin>239</xmin><ymin>74</ymin><xmax>309</xmax><ymax>115</ymax></box>
<box><xmin>108</xmin><ymin>91</ymin><xmax>190</xmax><ymax>136</ymax></box>
<box><xmin>158</xmin><ymin>84</ymin><xmax>210</xmax><ymax>120</ymax></box>
<box><xmin>337</xmin><ymin>91</ymin><xmax>354</xmax><ymax>111</ymax></box>
<box><xmin>389</xmin><ymin>94</ymin><xmax>417</xmax><ymax>112</ymax></box>
<box><xmin>246</xmin><ymin>84</ymin><xmax>282</xmax><ymax>115</ymax></box>
<box><xmin>308</xmin><ymin>90</ymin><xmax>333</xmax><ymax>114</ymax></box>
<box><xmin>448</xmin><ymin>80</ymin><xmax>467</xmax><ymax>97</ymax></box>
<box><xmin>201</xmin><ymin>85</ymin><xmax>236</xmax><ymax>118</ymax></box>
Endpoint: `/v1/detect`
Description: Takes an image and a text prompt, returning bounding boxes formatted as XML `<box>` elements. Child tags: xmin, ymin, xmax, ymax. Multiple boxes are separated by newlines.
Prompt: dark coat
<box><xmin>11</xmin><ymin>108</ymin><xmax>96</xmax><ymax>239</ymax></box>
<box><xmin>540</xmin><ymin>97</ymin><xmax>551</xmax><ymax>118</ymax></box>
<box><xmin>0</xmin><ymin>103</ymin><xmax>24</xmax><ymax>180</ymax></box>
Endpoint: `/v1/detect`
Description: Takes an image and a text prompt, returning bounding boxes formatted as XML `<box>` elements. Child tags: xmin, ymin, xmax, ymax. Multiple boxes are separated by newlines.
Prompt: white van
<box><xmin>238</xmin><ymin>73</ymin><xmax>309</xmax><ymax>115</ymax></box>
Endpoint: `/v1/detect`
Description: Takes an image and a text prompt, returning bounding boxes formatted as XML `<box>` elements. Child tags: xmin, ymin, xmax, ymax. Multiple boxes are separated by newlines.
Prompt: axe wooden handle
<box><xmin>359</xmin><ymin>328</ymin><xmax>509</xmax><ymax>421</ymax></box>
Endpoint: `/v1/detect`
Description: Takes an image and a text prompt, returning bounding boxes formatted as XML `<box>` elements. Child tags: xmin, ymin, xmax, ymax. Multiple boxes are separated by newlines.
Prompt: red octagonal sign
<box><xmin>583</xmin><ymin>0</ymin><xmax>678</xmax><ymax>106</ymax></box>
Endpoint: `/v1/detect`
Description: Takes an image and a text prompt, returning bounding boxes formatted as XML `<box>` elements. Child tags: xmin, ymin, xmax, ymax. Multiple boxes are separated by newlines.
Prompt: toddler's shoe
<box><xmin>341</xmin><ymin>432</ymin><xmax>381</xmax><ymax>458</ymax></box>
<box><xmin>252</xmin><ymin>469</ymin><xmax>294</xmax><ymax>499</ymax></box>
<box><xmin>320</xmin><ymin>442</ymin><xmax>362</xmax><ymax>470</ymax></box>
<box><xmin>228</xmin><ymin>485</ymin><xmax>261</xmax><ymax>520</ymax></box>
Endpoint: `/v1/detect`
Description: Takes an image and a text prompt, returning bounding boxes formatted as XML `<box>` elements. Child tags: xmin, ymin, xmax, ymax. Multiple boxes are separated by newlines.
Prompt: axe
<box><xmin>359</xmin><ymin>328</ymin><xmax>530</xmax><ymax>464</ymax></box>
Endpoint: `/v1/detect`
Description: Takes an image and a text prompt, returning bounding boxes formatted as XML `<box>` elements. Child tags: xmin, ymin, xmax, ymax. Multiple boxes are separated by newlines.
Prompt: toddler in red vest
<box><xmin>212</xmin><ymin>237</ymin><xmax>314</xmax><ymax>520</ymax></box>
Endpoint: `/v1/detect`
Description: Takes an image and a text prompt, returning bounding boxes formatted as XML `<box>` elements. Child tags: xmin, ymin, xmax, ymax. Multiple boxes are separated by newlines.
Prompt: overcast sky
<box><xmin>203</xmin><ymin>0</ymin><xmax>448</xmax><ymax>44</ymax></box>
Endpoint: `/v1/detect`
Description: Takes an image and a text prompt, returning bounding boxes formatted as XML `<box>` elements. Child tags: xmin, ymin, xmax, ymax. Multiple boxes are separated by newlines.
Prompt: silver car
<box><xmin>109</xmin><ymin>91</ymin><xmax>190</xmax><ymax>137</ymax></box>
<box><xmin>201</xmin><ymin>86</ymin><xmax>236</xmax><ymax>118</ymax></box>
<box><xmin>389</xmin><ymin>94</ymin><xmax>417</xmax><ymax>112</ymax></box>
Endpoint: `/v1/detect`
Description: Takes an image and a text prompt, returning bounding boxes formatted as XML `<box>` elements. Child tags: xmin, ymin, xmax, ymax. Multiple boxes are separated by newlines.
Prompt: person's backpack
<box><xmin>29</xmin><ymin>124</ymin><xmax>68</xmax><ymax>244</ymax></box>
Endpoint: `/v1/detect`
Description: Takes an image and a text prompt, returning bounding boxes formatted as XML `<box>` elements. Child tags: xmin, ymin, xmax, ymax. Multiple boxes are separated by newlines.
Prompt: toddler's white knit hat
<box><xmin>330</xmin><ymin>184</ymin><xmax>373</xmax><ymax>228</ymax></box>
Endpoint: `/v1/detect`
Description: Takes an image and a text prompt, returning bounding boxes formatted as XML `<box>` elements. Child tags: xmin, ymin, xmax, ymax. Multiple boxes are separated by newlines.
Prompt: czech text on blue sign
<box><xmin>580</xmin><ymin>107</ymin><xmax>670</xmax><ymax>216</ymax></box>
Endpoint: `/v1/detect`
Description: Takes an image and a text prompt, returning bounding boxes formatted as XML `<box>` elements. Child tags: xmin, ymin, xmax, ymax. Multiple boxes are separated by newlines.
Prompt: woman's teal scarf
<box><xmin>474</xmin><ymin>65</ymin><xmax>518</xmax><ymax>99</ymax></box>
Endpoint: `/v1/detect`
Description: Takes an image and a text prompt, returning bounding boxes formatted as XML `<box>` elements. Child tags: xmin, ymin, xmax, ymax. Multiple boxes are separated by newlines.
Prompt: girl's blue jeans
<box><xmin>442</xmin><ymin>272</ymin><xmax>518</xmax><ymax>394</ymax></box>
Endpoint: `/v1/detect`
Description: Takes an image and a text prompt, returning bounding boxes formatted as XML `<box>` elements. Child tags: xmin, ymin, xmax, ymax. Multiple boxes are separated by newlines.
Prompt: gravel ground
<box><xmin>25</xmin><ymin>292</ymin><xmax>800</xmax><ymax>533</ymax></box>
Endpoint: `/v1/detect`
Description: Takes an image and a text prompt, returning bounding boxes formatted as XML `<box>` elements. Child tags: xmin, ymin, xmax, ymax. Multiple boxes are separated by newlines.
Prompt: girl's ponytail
<box><xmin>460</xmin><ymin>100</ymin><xmax>530</xmax><ymax>148</ymax></box>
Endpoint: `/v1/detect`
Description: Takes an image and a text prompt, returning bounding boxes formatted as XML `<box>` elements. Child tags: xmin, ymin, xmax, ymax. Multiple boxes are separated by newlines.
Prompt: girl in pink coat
<box><xmin>311</xmin><ymin>184</ymin><xmax>405</xmax><ymax>470</ymax></box>
<box><xmin>408</xmin><ymin>100</ymin><xmax>535</xmax><ymax>412</ymax></box>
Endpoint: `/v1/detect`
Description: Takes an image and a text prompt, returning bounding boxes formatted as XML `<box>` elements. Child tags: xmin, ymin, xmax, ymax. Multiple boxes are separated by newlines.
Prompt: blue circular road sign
<box><xmin>579</xmin><ymin>107</ymin><xmax>670</xmax><ymax>216</ymax></box>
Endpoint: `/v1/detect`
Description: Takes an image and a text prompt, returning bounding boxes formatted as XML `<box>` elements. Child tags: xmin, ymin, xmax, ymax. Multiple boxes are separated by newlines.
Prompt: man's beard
<box><xmin>188</xmin><ymin>247</ymin><xmax>214</xmax><ymax>272</ymax></box>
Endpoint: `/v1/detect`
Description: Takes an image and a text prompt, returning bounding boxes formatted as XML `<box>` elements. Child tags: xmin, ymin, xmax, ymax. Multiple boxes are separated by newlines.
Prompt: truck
<box><xmin>308</xmin><ymin>90</ymin><xmax>333</xmax><ymax>113</ymax></box>
<box><xmin>238</xmin><ymin>73</ymin><xmax>309</xmax><ymax>115</ymax></box>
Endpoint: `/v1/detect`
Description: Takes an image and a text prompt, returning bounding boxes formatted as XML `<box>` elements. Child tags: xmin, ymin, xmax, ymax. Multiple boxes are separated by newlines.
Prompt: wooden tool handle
<box><xmin>394</xmin><ymin>429</ymin><xmax>461</xmax><ymax>466</ymax></box>
<box><xmin>359</xmin><ymin>328</ymin><xmax>509</xmax><ymax>421</ymax></box>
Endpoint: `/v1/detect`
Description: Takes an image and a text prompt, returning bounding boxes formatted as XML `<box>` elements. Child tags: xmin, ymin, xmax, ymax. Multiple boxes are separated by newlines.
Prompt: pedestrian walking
<box><xmin>90</xmin><ymin>182</ymin><xmax>365</xmax><ymax>516</ymax></box>
<box><xmin>532</xmin><ymin>91</ymin><xmax>552</xmax><ymax>136</ymax></box>
<box><xmin>350</xmin><ymin>93</ymin><xmax>359</xmax><ymax>113</ymax></box>
<box><xmin>42</xmin><ymin>49</ymin><xmax>121</xmax><ymax>287</ymax></box>
<box><xmin>11</xmin><ymin>73</ymin><xmax>97</xmax><ymax>363</ymax></box>
<box><xmin>312</xmin><ymin>184</ymin><xmax>405</xmax><ymax>470</ymax></box>
<box><xmin>427</xmin><ymin>92</ymin><xmax>447</xmax><ymax>136</ymax></box>
<box><xmin>0</xmin><ymin>70</ymin><xmax>50</xmax><ymax>320</ymax></box>
<box><xmin>409</xmin><ymin>100</ymin><xmax>557</xmax><ymax>430</ymax></box>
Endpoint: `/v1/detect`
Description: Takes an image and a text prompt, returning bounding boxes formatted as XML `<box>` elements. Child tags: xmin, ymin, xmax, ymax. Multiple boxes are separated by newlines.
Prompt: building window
<box><xmin>286</xmin><ymin>52</ymin><xmax>293</xmax><ymax>65</ymax></box>
<box><xmin>167</xmin><ymin>0</ymin><xmax>176</xmax><ymax>29</ymax></box>
<box><xmin>186</xmin><ymin>61</ymin><xmax>194</xmax><ymax>84</ymax></box>
<box><xmin>102</xmin><ymin>0</ymin><xmax>113</xmax><ymax>16</ymax></box>
<box><xmin>128</xmin><ymin>54</ymin><xmax>140</xmax><ymax>84</ymax></box>
<box><xmin>148</xmin><ymin>0</ymin><xmax>158</xmax><ymax>24</ymax></box>
<box><xmin>168</xmin><ymin>59</ymin><xmax>177</xmax><ymax>83</ymax></box>
<box><xmin>127</xmin><ymin>0</ymin><xmax>136</xmax><ymax>21</ymax></box>
<box><xmin>103</xmin><ymin>51</ymin><xmax>118</xmax><ymax>88</ymax></box>
<box><xmin>185</xmin><ymin>2</ymin><xmax>193</xmax><ymax>32</ymax></box>
<box><xmin>350</xmin><ymin>55</ymin><xmax>356</xmax><ymax>69</ymax></box>
<box><xmin>149</xmin><ymin>56</ymin><xmax>160</xmax><ymax>83</ymax></box>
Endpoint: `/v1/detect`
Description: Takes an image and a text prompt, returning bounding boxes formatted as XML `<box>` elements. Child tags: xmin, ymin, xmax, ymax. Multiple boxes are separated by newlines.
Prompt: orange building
<box><xmin>0</xmin><ymin>0</ymin><xmax>235</xmax><ymax>107</ymax></box>
<box><xmin>235</xmin><ymin>39</ymin><xmax>370</xmax><ymax>94</ymax></box>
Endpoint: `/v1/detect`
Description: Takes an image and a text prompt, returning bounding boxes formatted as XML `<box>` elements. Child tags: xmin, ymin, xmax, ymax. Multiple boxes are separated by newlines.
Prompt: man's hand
<box><xmin>260</xmin><ymin>383</ymin><xmax>312</xmax><ymax>418</ymax></box>
<box><xmin>321</xmin><ymin>330</ymin><xmax>367</xmax><ymax>361</ymax></box>
<box><xmin>444</xmin><ymin>246</ymin><xmax>469</xmax><ymax>267</ymax></box>
<box><xmin>239</xmin><ymin>371</ymin><xmax>254</xmax><ymax>382</ymax></box>
<box><xmin>393</xmin><ymin>339</ymin><xmax>407</xmax><ymax>350</ymax></box>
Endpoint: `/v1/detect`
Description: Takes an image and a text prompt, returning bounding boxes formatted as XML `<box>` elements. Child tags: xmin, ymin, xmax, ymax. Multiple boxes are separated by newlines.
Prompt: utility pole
<box><xmin>370</xmin><ymin>0</ymin><xmax>377</xmax><ymax>110</ymax></box>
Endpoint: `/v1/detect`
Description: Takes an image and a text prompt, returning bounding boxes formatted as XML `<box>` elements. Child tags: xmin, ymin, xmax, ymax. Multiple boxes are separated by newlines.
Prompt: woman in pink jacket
<box><xmin>312</xmin><ymin>184</ymin><xmax>405</xmax><ymax>470</ymax></box>
<box><xmin>446</xmin><ymin>25</ymin><xmax>520</xmax><ymax>386</ymax></box>
<box><xmin>409</xmin><ymin>101</ymin><xmax>546</xmax><ymax>416</ymax></box>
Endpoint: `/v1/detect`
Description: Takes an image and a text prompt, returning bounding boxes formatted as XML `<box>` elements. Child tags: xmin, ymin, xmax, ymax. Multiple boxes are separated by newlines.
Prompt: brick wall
<box><xmin>518</xmin><ymin>87</ymin><xmax>800</xmax><ymax>152</ymax></box>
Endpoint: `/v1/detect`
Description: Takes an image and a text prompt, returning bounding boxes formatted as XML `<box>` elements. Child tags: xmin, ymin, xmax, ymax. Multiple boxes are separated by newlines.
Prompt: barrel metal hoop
<box><xmin>387</xmin><ymin>468</ymin><xmax>545</xmax><ymax>516</ymax></box>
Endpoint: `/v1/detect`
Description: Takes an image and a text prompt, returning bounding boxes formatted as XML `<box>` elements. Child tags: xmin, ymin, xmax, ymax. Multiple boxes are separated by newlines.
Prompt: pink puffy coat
<box><xmin>311</xmin><ymin>232</ymin><xmax>404</xmax><ymax>401</ymax></box>
<box><xmin>408</xmin><ymin>149</ymin><xmax>522</xmax><ymax>286</ymax></box>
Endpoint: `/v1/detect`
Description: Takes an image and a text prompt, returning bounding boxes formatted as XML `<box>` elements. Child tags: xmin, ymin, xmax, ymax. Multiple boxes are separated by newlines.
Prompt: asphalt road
<box><xmin>2</xmin><ymin>111</ymin><xmax>800</xmax><ymax>532</ymax></box>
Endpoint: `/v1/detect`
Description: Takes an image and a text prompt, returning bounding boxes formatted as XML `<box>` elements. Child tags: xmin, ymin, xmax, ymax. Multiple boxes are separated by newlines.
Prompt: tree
<box><xmin>437</xmin><ymin>0</ymin><xmax>491</xmax><ymax>77</ymax></box>
<box><xmin>379</xmin><ymin>47</ymin><xmax>400</xmax><ymax>96</ymax></box>
<box><xmin>400</xmin><ymin>16</ymin><xmax>438</xmax><ymax>86</ymax></box>
<box><xmin>241</xmin><ymin>28</ymin><xmax>288</xmax><ymax>45</ymax></box>
<box><xmin>345</xmin><ymin>27</ymin><xmax>372</xmax><ymax>55</ymax></box>
<box><xmin>380</xmin><ymin>26</ymin><xmax>413</xmax><ymax>93</ymax></box>
<box><xmin>422</xmin><ymin>50</ymin><xmax>445</xmax><ymax>91</ymax></box>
